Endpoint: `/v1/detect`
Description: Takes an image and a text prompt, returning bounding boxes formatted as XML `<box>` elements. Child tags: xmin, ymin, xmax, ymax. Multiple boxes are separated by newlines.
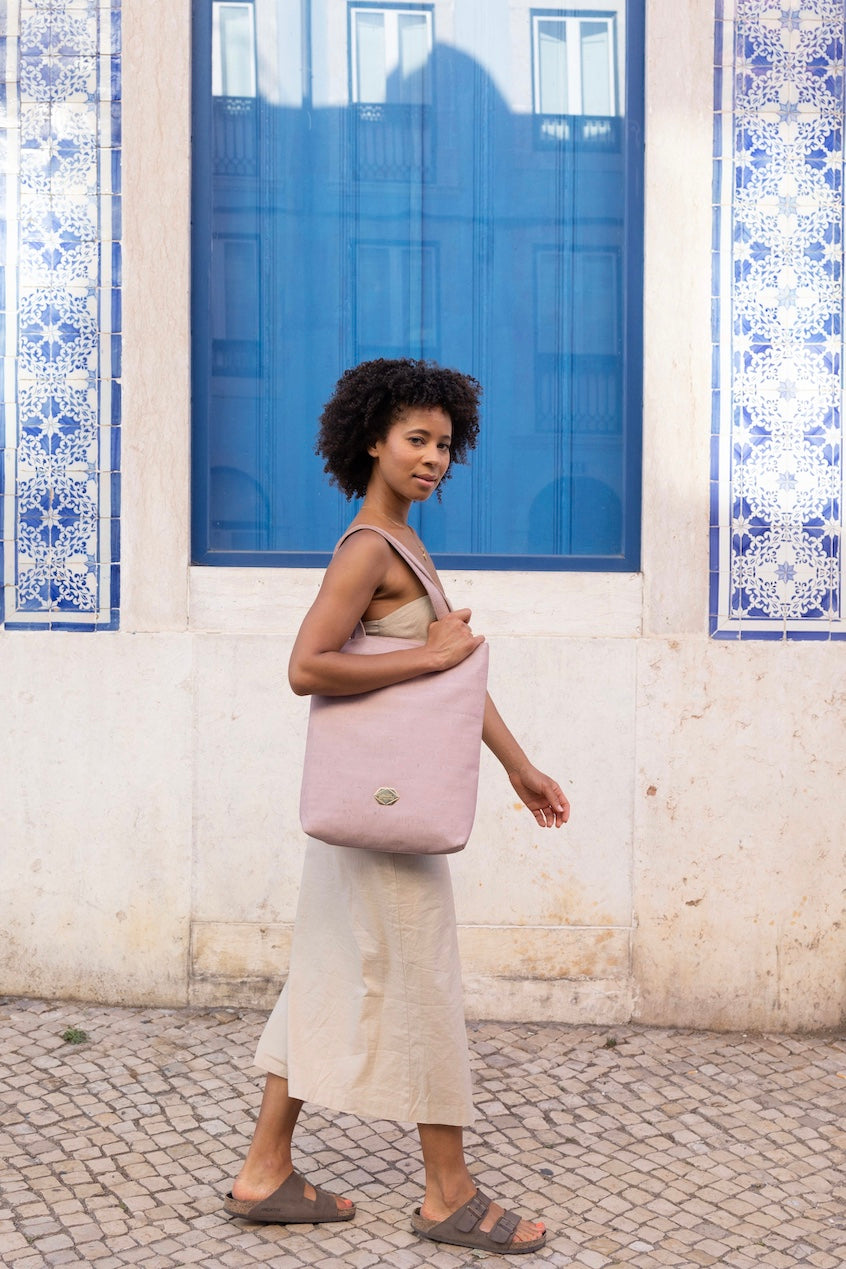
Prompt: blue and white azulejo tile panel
<box><xmin>0</xmin><ymin>0</ymin><xmax>120</xmax><ymax>631</ymax></box>
<box><xmin>713</xmin><ymin>0</ymin><xmax>845</xmax><ymax>639</ymax></box>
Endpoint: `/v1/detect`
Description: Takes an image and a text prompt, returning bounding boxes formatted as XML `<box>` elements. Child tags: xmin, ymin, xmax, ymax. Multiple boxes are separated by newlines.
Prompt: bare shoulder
<box><xmin>332</xmin><ymin>525</ymin><xmax>394</xmax><ymax>573</ymax></box>
<box><xmin>322</xmin><ymin>525</ymin><xmax>394</xmax><ymax>595</ymax></box>
<box><xmin>336</xmin><ymin>524</ymin><xmax>394</xmax><ymax>556</ymax></box>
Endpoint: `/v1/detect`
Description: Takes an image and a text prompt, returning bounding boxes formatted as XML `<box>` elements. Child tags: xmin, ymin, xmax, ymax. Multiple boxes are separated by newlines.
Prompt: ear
<box><xmin>367</xmin><ymin>444</ymin><xmax>379</xmax><ymax>458</ymax></box>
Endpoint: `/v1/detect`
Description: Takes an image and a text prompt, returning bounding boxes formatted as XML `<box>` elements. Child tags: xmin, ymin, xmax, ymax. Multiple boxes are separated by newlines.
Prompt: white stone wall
<box><xmin>1</xmin><ymin>0</ymin><xmax>844</xmax><ymax>1032</ymax></box>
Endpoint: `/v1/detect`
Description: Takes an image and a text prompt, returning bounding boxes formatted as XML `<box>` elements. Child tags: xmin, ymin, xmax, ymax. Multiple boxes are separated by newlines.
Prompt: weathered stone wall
<box><xmin>2</xmin><ymin>1</ymin><xmax>843</xmax><ymax>1032</ymax></box>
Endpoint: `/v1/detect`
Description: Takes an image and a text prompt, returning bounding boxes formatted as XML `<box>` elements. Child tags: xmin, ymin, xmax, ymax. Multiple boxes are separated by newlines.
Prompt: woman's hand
<box><xmin>482</xmin><ymin>696</ymin><xmax>571</xmax><ymax>828</ymax></box>
<box><xmin>508</xmin><ymin>764</ymin><xmax>570</xmax><ymax>828</ymax></box>
<box><xmin>425</xmin><ymin>609</ymin><xmax>485</xmax><ymax>670</ymax></box>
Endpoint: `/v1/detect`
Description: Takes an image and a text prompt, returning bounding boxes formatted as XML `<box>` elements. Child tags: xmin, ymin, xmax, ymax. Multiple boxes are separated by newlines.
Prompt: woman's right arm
<box><xmin>288</xmin><ymin>533</ymin><xmax>484</xmax><ymax>697</ymax></box>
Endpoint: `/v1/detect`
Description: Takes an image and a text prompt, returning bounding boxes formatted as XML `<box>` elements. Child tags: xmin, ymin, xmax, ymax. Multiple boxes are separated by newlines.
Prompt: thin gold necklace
<box><xmin>372</xmin><ymin>511</ymin><xmax>430</xmax><ymax>558</ymax></box>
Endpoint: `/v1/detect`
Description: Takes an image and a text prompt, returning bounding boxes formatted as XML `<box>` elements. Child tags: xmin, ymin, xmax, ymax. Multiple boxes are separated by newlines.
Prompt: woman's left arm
<box><xmin>483</xmin><ymin>694</ymin><xmax>570</xmax><ymax>828</ymax></box>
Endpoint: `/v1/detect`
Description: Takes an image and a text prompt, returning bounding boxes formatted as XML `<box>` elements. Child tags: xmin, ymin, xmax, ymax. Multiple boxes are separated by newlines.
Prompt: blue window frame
<box><xmin>191</xmin><ymin>1</ymin><xmax>644</xmax><ymax>569</ymax></box>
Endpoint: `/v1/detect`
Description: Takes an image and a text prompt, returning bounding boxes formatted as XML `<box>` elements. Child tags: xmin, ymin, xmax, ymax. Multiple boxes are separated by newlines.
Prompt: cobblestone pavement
<box><xmin>1</xmin><ymin>998</ymin><xmax>845</xmax><ymax>1268</ymax></box>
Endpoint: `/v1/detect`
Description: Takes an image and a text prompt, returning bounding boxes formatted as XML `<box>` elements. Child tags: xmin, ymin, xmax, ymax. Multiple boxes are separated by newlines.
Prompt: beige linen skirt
<box><xmin>255</xmin><ymin>838</ymin><xmax>475</xmax><ymax>1125</ymax></box>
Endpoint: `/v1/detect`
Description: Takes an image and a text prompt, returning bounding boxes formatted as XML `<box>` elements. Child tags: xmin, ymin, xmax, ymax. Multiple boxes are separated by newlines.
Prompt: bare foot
<box><xmin>479</xmin><ymin>1198</ymin><xmax>545</xmax><ymax>1245</ymax></box>
<box><xmin>419</xmin><ymin>1189</ymin><xmax>545</xmax><ymax>1246</ymax></box>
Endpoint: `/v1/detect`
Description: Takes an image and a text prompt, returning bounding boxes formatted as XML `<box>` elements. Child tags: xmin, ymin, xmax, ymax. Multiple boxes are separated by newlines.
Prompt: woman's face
<box><xmin>367</xmin><ymin>406</ymin><xmax>452</xmax><ymax>503</ymax></box>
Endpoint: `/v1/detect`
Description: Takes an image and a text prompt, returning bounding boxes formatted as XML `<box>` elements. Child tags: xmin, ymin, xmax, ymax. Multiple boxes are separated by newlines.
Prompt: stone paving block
<box><xmin>0</xmin><ymin>1231</ymin><xmax>32</xmax><ymax>1258</ymax></box>
<box><xmin>572</xmin><ymin>1249</ymin><xmax>613</xmax><ymax>1268</ymax></box>
<box><xmin>3</xmin><ymin>1001</ymin><xmax>846</xmax><ymax>1267</ymax></box>
<box><xmin>76</xmin><ymin>1243</ymin><xmax>115</xmax><ymax>1261</ymax></box>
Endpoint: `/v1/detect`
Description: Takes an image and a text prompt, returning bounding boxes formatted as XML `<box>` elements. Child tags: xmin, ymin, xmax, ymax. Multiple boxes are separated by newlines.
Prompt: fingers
<box><xmin>551</xmin><ymin>787</ymin><xmax>570</xmax><ymax>826</ymax></box>
<box><xmin>535</xmin><ymin>806</ymin><xmax>563</xmax><ymax>828</ymax></box>
<box><xmin>533</xmin><ymin>785</ymin><xmax>570</xmax><ymax>828</ymax></box>
<box><xmin>448</xmin><ymin>610</ymin><xmax>484</xmax><ymax>643</ymax></box>
<box><xmin>429</xmin><ymin>611</ymin><xmax>485</xmax><ymax>652</ymax></box>
<box><xmin>535</xmin><ymin>806</ymin><xmax>568</xmax><ymax>828</ymax></box>
<box><xmin>426</xmin><ymin>611</ymin><xmax>485</xmax><ymax>670</ymax></box>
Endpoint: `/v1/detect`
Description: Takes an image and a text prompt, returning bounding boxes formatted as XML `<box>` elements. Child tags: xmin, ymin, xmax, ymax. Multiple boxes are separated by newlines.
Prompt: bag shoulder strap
<box><xmin>335</xmin><ymin>523</ymin><xmax>451</xmax><ymax>620</ymax></box>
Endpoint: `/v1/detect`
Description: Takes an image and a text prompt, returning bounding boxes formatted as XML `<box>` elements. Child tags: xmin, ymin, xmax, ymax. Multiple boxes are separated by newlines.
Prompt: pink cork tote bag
<box><xmin>299</xmin><ymin>525</ymin><xmax>489</xmax><ymax>854</ymax></box>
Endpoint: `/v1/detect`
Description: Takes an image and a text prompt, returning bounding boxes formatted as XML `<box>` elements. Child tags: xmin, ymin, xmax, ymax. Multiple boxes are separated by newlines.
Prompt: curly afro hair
<box><xmin>316</xmin><ymin>358</ymin><xmax>482</xmax><ymax>500</ymax></box>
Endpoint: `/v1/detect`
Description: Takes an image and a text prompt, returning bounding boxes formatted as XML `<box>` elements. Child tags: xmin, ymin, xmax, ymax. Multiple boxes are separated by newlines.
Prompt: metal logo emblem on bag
<box><xmin>374</xmin><ymin>787</ymin><xmax>399</xmax><ymax>806</ymax></box>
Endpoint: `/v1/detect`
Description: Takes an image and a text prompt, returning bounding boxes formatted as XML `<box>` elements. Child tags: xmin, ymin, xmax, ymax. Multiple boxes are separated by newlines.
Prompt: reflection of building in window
<box><xmin>534</xmin><ymin>246</ymin><xmax>621</xmax><ymax>434</ymax></box>
<box><xmin>350</xmin><ymin>6</ymin><xmax>433</xmax><ymax>104</ymax></box>
<box><xmin>211</xmin><ymin>2</ymin><xmax>257</xmax><ymax>176</ymax></box>
<box><xmin>349</xmin><ymin>5</ymin><xmax>434</xmax><ymax>179</ymax></box>
<box><xmin>211</xmin><ymin>235</ymin><xmax>260</xmax><ymax>378</ymax></box>
<box><xmin>355</xmin><ymin>240</ymin><xmax>438</xmax><ymax>360</ymax></box>
<box><xmin>535</xmin><ymin>247</ymin><xmax>620</xmax><ymax>356</ymax></box>
<box><xmin>210</xmin><ymin>465</ymin><xmax>271</xmax><ymax>550</ymax></box>
<box><xmin>212</xmin><ymin>1</ymin><xmax>256</xmax><ymax>98</ymax></box>
<box><xmin>532</xmin><ymin>12</ymin><xmax>616</xmax><ymax>117</ymax></box>
<box><xmin>193</xmin><ymin>1</ymin><xmax>642</xmax><ymax>565</ymax></box>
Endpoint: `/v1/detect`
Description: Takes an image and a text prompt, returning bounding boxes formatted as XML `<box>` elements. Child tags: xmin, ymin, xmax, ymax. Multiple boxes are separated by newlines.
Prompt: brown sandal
<box><xmin>411</xmin><ymin>1189</ymin><xmax>547</xmax><ymax>1254</ymax></box>
<box><xmin>224</xmin><ymin>1169</ymin><xmax>355</xmax><ymax>1224</ymax></box>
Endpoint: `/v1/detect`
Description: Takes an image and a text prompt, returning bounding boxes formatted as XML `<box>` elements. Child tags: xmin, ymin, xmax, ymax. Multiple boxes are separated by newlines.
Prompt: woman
<box><xmin>225</xmin><ymin>359</ymin><xmax>569</xmax><ymax>1254</ymax></box>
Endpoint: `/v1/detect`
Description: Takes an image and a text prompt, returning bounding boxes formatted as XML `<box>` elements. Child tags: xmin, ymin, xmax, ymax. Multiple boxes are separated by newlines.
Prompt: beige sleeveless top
<box><xmin>362</xmin><ymin>594</ymin><xmax>435</xmax><ymax>640</ymax></box>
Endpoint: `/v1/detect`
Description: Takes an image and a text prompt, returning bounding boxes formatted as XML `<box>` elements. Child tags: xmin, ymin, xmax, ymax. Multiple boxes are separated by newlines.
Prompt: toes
<box><xmin>303</xmin><ymin>1181</ymin><xmax>352</xmax><ymax>1213</ymax></box>
<box><xmin>479</xmin><ymin>1204</ymin><xmax>545</xmax><ymax>1245</ymax></box>
<box><xmin>514</xmin><ymin>1218</ymin><xmax>545</xmax><ymax>1243</ymax></box>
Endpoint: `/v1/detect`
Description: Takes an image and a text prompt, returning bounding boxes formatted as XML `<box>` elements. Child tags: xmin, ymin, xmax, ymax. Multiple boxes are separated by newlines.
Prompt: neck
<box><xmin>358</xmin><ymin>500</ymin><xmax>430</xmax><ymax>558</ymax></box>
<box><xmin>361</xmin><ymin>498</ymin><xmax>411</xmax><ymax>531</ymax></box>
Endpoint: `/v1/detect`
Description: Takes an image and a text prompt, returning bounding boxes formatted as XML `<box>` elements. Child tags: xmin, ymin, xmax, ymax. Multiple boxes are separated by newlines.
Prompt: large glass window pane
<box><xmin>537</xmin><ymin>21</ymin><xmax>568</xmax><ymax>115</ymax></box>
<box><xmin>398</xmin><ymin>13</ymin><xmax>431</xmax><ymax>103</ymax></box>
<box><xmin>580</xmin><ymin>20</ymin><xmax>613</xmax><ymax>115</ymax></box>
<box><xmin>212</xmin><ymin>2</ymin><xmax>256</xmax><ymax>97</ymax></box>
<box><xmin>354</xmin><ymin>11</ymin><xmax>387</xmax><ymax>103</ymax></box>
<box><xmin>192</xmin><ymin>1</ymin><xmax>643</xmax><ymax>567</ymax></box>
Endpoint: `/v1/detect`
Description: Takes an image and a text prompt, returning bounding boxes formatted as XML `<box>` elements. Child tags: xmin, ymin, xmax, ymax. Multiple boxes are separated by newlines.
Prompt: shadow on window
<box><xmin>194</xmin><ymin>4</ymin><xmax>637</xmax><ymax>565</ymax></box>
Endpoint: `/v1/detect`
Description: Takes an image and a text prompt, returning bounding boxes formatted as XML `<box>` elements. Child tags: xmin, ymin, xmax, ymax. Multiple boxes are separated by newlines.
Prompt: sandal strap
<box><xmin>453</xmin><ymin>1190</ymin><xmax>522</xmax><ymax>1246</ymax></box>
<box><xmin>249</xmin><ymin>1169</ymin><xmax>339</xmax><ymax>1222</ymax></box>
<box><xmin>489</xmin><ymin>1208</ymin><xmax>521</xmax><ymax>1244</ymax></box>
<box><xmin>454</xmin><ymin>1189</ymin><xmax>491</xmax><ymax>1233</ymax></box>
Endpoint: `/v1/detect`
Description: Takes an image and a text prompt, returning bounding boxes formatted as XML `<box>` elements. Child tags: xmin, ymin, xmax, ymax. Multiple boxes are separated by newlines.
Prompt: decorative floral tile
<box><xmin>0</xmin><ymin>0</ymin><xmax>119</xmax><ymax>628</ymax></box>
<box><xmin>20</xmin><ymin>54</ymin><xmax>98</xmax><ymax>103</ymax></box>
<box><xmin>713</xmin><ymin>0</ymin><xmax>846</xmax><ymax>637</ymax></box>
<box><xmin>20</xmin><ymin>10</ymin><xmax>98</xmax><ymax>61</ymax></box>
<box><xmin>19</xmin><ymin>192</ymin><xmax>99</xmax><ymax>285</ymax></box>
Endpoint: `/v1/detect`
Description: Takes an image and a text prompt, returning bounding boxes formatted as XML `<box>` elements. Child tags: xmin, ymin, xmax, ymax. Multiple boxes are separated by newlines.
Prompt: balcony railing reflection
<box><xmin>536</xmin><ymin>354</ymin><xmax>622</xmax><ymax>433</ymax></box>
<box><xmin>535</xmin><ymin>114</ymin><xmax>622</xmax><ymax>151</ymax></box>
<box><xmin>352</xmin><ymin>104</ymin><xmax>432</xmax><ymax>180</ymax></box>
<box><xmin>212</xmin><ymin>338</ymin><xmax>260</xmax><ymax>377</ymax></box>
<box><xmin>210</xmin><ymin>98</ymin><xmax>621</xmax><ymax>181</ymax></box>
<box><xmin>213</xmin><ymin>96</ymin><xmax>258</xmax><ymax>177</ymax></box>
